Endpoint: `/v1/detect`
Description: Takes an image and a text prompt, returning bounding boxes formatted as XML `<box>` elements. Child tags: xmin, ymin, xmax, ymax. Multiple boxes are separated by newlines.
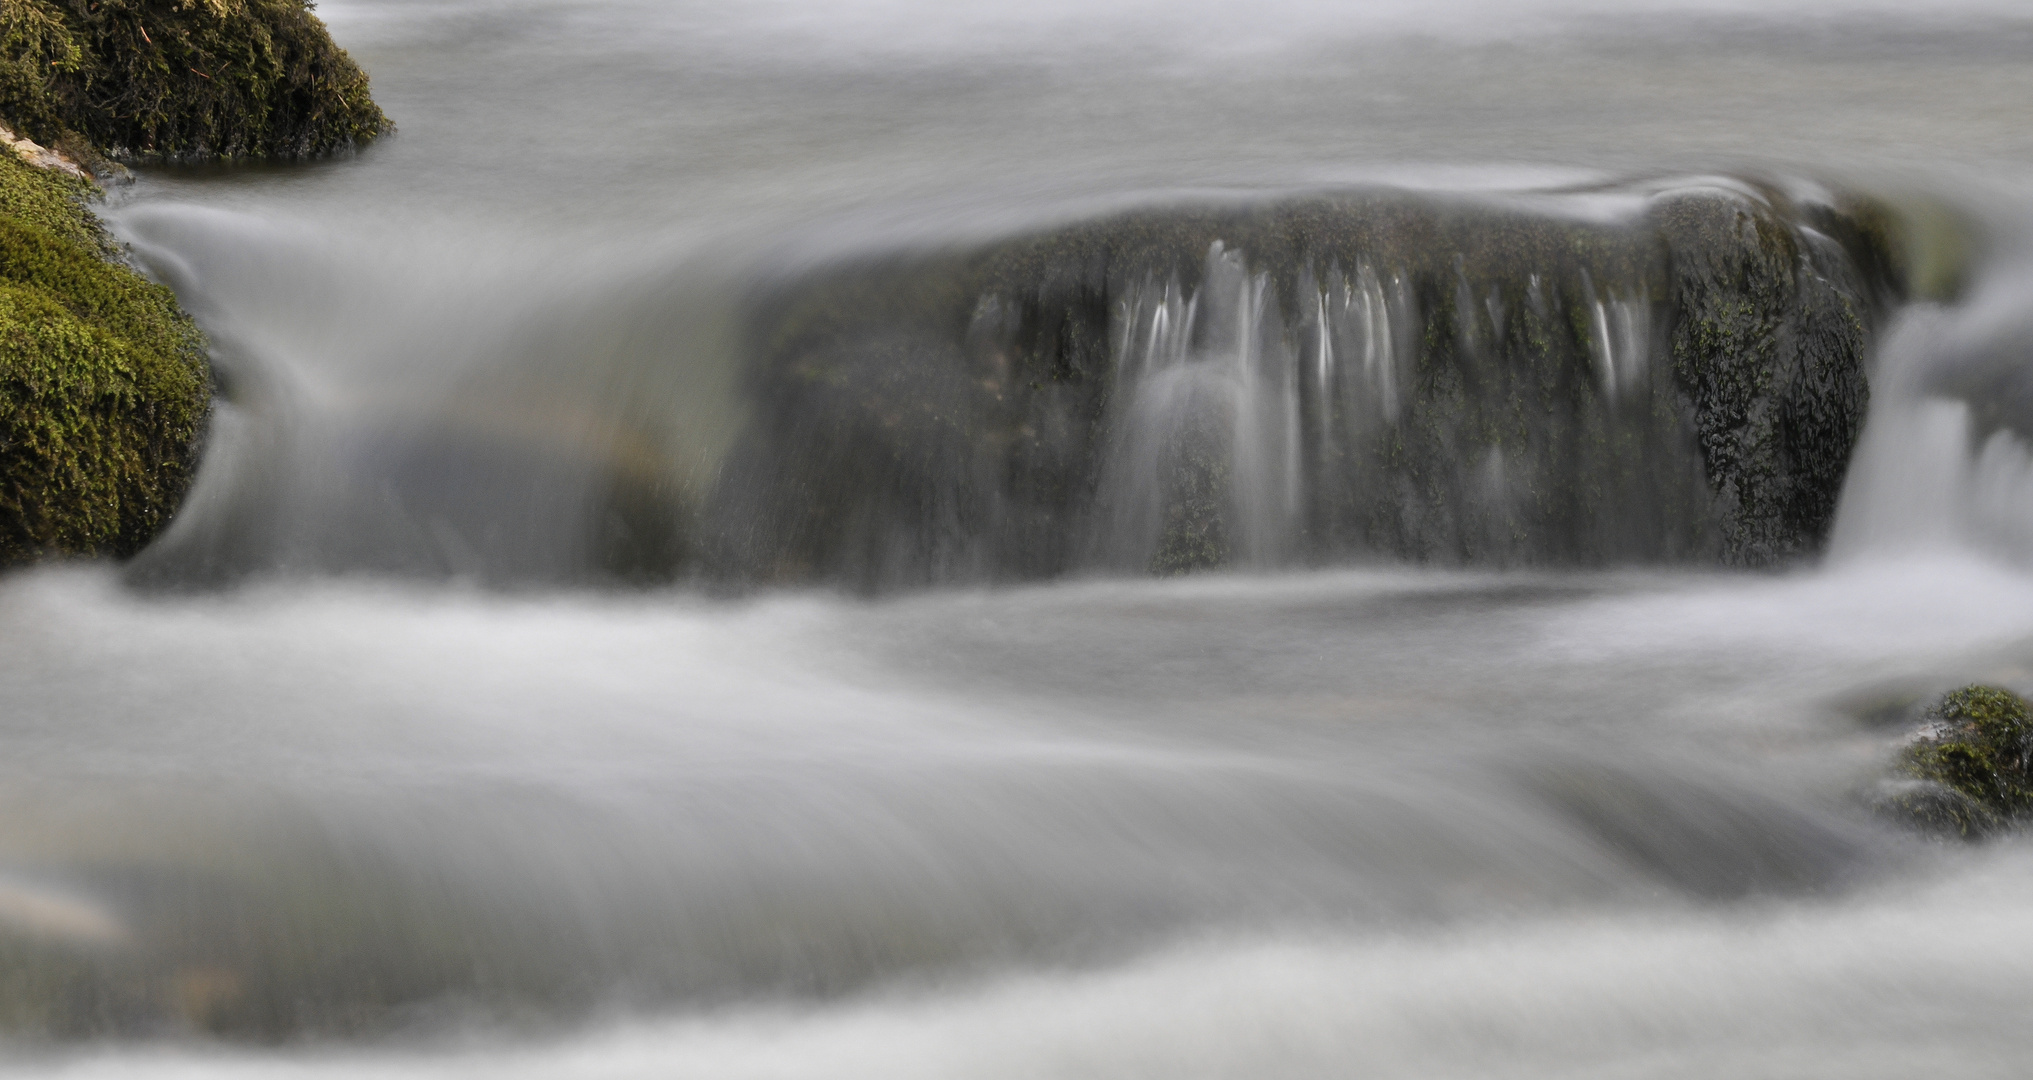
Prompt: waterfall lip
<box><xmin>737</xmin><ymin>166</ymin><xmax>1924</xmax><ymax>292</ymax></box>
<box><xmin>738</xmin><ymin>163</ymin><xmax>2004</xmax><ymax>290</ymax></box>
<box><xmin>1637</xmin><ymin>174</ymin><xmax>1772</xmax><ymax>204</ymax></box>
<box><xmin>742</xmin><ymin>173</ymin><xmax>1777</xmax><ymax>275</ymax></box>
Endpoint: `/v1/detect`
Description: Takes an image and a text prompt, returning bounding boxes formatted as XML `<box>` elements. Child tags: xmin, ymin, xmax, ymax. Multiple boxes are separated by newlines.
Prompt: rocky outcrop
<box><xmin>0</xmin><ymin>0</ymin><xmax>387</xmax><ymax>163</ymax></box>
<box><xmin>0</xmin><ymin>126</ymin><xmax>208</xmax><ymax>565</ymax></box>
<box><xmin>708</xmin><ymin>179</ymin><xmax>1901</xmax><ymax>589</ymax></box>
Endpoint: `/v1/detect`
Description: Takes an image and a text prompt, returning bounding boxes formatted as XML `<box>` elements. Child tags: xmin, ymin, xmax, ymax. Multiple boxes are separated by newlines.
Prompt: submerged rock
<box><xmin>0</xmin><ymin>0</ymin><xmax>387</xmax><ymax>163</ymax></box>
<box><xmin>712</xmin><ymin>179</ymin><xmax>1900</xmax><ymax>589</ymax></box>
<box><xmin>1875</xmin><ymin>685</ymin><xmax>2033</xmax><ymax>840</ymax></box>
<box><xmin>0</xmin><ymin>128</ymin><xmax>208</xmax><ymax>565</ymax></box>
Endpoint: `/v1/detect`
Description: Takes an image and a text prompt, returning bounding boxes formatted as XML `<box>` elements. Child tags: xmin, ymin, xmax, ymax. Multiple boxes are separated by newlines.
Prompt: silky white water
<box><xmin>6</xmin><ymin>0</ymin><xmax>2033</xmax><ymax>1074</ymax></box>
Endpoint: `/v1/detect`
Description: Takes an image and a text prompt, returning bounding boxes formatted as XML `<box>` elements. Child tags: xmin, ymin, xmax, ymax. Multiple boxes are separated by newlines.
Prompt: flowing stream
<box><xmin>8</xmin><ymin>0</ymin><xmax>2033</xmax><ymax>1075</ymax></box>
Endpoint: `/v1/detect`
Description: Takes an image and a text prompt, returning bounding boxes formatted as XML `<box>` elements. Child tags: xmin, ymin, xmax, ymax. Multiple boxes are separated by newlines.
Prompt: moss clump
<box><xmin>0</xmin><ymin>0</ymin><xmax>386</xmax><ymax>162</ymax></box>
<box><xmin>1881</xmin><ymin>685</ymin><xmax>2033</xmax><ymax>840</ymax></box>
<box><xmin>0</xmin><ymin>147</ymin><xmax>208</xmax><ymax>563</ymax></box>
<box><xmin>0</xmin><ymin>127</ymin><xmax>104</xmax><ymax>251</ymax></box>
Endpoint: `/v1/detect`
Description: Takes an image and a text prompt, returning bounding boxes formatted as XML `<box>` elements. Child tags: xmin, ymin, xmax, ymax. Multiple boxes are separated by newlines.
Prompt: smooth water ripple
<box><xmin>6</xmin><ymin>0</ymin><xmax>2033</xmax><ymax>1072</ymax></box>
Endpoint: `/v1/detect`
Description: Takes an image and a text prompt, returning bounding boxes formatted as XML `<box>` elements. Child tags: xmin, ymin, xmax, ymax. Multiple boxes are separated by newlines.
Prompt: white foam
<box><xmin>19</xmin><ymin>850</ymin><xmax>2033</xmax><ymax>1079</ymax></box>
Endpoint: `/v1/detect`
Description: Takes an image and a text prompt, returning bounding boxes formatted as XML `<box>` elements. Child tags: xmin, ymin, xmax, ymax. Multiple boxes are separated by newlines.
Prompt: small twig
<box><xmin>138</xmin><ymin>26</ymin><xmax>152</xmax><ymax>45</ymax></box>
<box><xmin>190</xmin><ymin>68</ymin><xmax>210</xmax><ymax>80</ymax></box>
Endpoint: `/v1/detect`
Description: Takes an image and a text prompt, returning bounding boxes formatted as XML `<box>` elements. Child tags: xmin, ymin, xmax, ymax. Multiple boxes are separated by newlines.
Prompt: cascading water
<box><xmin>7</xmin><ymin>0</ymin><xmax>2033</xmax><ymax>1076</ymax></box>
<box><xmin>1582</xmin><ymin>271</ymin><xmax>1653</xmax><ymax>401</ymax></box>
<box><xmin>1087</xmin><ymin>234</ymin><xmax>1677</xmax><ymax>575</ymax></box>
<box><xmin>111</xmin><ymin>206</ymin><xmax>732</xmax><ymax>585</ymax></box>
<box><xmin>1832</xmin><ymin>266</ymin><xmax>2033</xmax><ymax>564</ymax></box>
<box><xmin>1090</xmin><ymin>243</ymin><xmax>1305</xmax><ymax>572</ymax></box>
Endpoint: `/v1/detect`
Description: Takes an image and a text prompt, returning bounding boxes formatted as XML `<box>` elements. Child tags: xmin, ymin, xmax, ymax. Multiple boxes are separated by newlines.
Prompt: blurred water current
<box><xmin>8</xmin><ymin>0</ymin><xmax>2033</xmax><ymax>1074</ymax></box>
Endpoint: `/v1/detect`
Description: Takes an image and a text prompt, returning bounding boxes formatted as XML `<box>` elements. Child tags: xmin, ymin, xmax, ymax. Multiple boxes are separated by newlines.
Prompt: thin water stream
<box><xmin>6</xmin><ymin>0</ymin><xmax>2033</xmax><ymax>1075</ymax></box>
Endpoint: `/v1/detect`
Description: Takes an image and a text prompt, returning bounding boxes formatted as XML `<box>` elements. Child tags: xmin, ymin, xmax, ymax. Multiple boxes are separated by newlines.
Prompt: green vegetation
<box><xmin>1881</xmin><ymin>685</ymin><xmax>2033</xmax><ymax>840</ymax></box>
<box><xmin>0</xmin><ymin>147</ymin><xmax>208</xmax><ymax>564</ymax></box>
<box><xmin>0</xmin><ymin>124</ymin><xmax>102</xmax><ymax>250</ymax></box>
<box><xmin>0</xmin><ymin>0</ymin><xmax>387</xmax><ymax>163</ymax></box>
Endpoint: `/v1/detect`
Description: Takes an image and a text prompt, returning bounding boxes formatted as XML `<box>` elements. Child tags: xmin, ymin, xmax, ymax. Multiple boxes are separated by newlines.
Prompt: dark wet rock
<box><xmin>1653</xmin><ymin>188</ymin><xmax>1877</xmax><ymax>565</ymax></box>
<box><xmin>709</xmin><ymin>179</ymin><xmax>1901</xmax><ymax>590</ymax></box>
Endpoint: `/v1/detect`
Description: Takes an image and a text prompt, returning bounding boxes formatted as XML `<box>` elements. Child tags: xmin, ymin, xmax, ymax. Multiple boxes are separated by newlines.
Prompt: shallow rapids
<box><xmin>2</xmin><ymin>556</ymin><xmax>2033</xmax><ymax>1057</ymax></box>
<box><xmin>9</xmin><ymin>0</ymin><xmax>2033</xmax><ymax>1073</ymax></box>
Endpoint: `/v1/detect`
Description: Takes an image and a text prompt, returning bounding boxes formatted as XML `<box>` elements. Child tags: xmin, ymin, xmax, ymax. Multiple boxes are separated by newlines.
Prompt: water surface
<box><xmin>7</xmin><ymin>0</ymin><xmax>2033</xmax><ymax>1074</ymax></box>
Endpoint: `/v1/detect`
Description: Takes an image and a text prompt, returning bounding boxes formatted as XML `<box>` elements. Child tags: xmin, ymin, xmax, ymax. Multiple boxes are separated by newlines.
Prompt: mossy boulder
<box><xmin>1876</xmin><ymin>685</ymin><xmax>2033</xmax><ymax>840</ymax></box>
<box><xmin>0</xmin><ymin>142</ymin><xmax>208</xmax><ymax>564</ymax></box>
<box><xmin>0</xmin><ymin>0</ymin><xmax>386</xmax><ymax>163</ymax></box>
<box><xmin>0</xmin><ymin>0</ymin><xmax>375</xmax><ymax>566</ymax></box>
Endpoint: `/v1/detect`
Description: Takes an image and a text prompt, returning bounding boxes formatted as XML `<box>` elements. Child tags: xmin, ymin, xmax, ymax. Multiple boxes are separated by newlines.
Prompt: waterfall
<box><xmin>1581</xmin><ymin>270</ymin><xmax>1652</xmax><ymax>401</ymax></box>
<box><xmin>1090</xmin><ymin>243</ymin><xmax>1305</xmax><ymax>572</ymax></box>
<box><xmin>1831</xmin><ymin>284</ymin><xmax>2033</xmax><ymax>565</ymax></box>
<box><xmin>1302</xmin><ymin>260</ymin><xmax>1419</xmax><ymax>509</ymax></box>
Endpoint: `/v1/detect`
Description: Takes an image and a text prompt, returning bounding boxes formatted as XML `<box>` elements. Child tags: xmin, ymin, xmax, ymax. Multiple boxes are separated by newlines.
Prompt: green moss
<box><xmin>1885</xmin><ymin>685</ymin><xmax>2033</xmax><ymax>840</ymax></box>
<box><xmin>1</xmin><ymin>0</ymin><xmax>386</xmax><ymax>163</ymax></box>
<box><xmin>0</xmin><ymin>149</ymin><xmax>208</xmax><ymax>564</ymax></box>
<box><xmin>0</xmin><ymin>133</ymin><xmax>105</xmax><ymax>252</ymax></box>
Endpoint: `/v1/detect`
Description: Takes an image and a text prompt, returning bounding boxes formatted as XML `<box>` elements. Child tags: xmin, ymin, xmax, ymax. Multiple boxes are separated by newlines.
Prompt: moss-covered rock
<box><xmin>0</xmin><ymin>142</ymin><xmax>208</xmax><ymax>564</ymax></box>
<box><xmin>0</xmin><ymin>0</ymin><xmax>386</xmax><ymax>163</ymax></box>
<box><xmin>1876</xmin><ymin>685</ymin><xmax>2033</xmax><ymax>840</ymax></box>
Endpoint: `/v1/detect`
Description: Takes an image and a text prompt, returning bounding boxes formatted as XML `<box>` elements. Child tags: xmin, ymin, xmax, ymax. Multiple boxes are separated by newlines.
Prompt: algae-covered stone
<box><xmin>0</xmin><ymin>0</ymin><xmax>387</xmax><ymax>162</ymax></box>
<box><xmin>1877</xmin><ymin>685</ymin><xmax>2033</xmax><ymax>840</ymax></box>
<box><xmin>0</xmin><ymin>144</ymin><xmax>208</xmax><ymax>564</ymax></box>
